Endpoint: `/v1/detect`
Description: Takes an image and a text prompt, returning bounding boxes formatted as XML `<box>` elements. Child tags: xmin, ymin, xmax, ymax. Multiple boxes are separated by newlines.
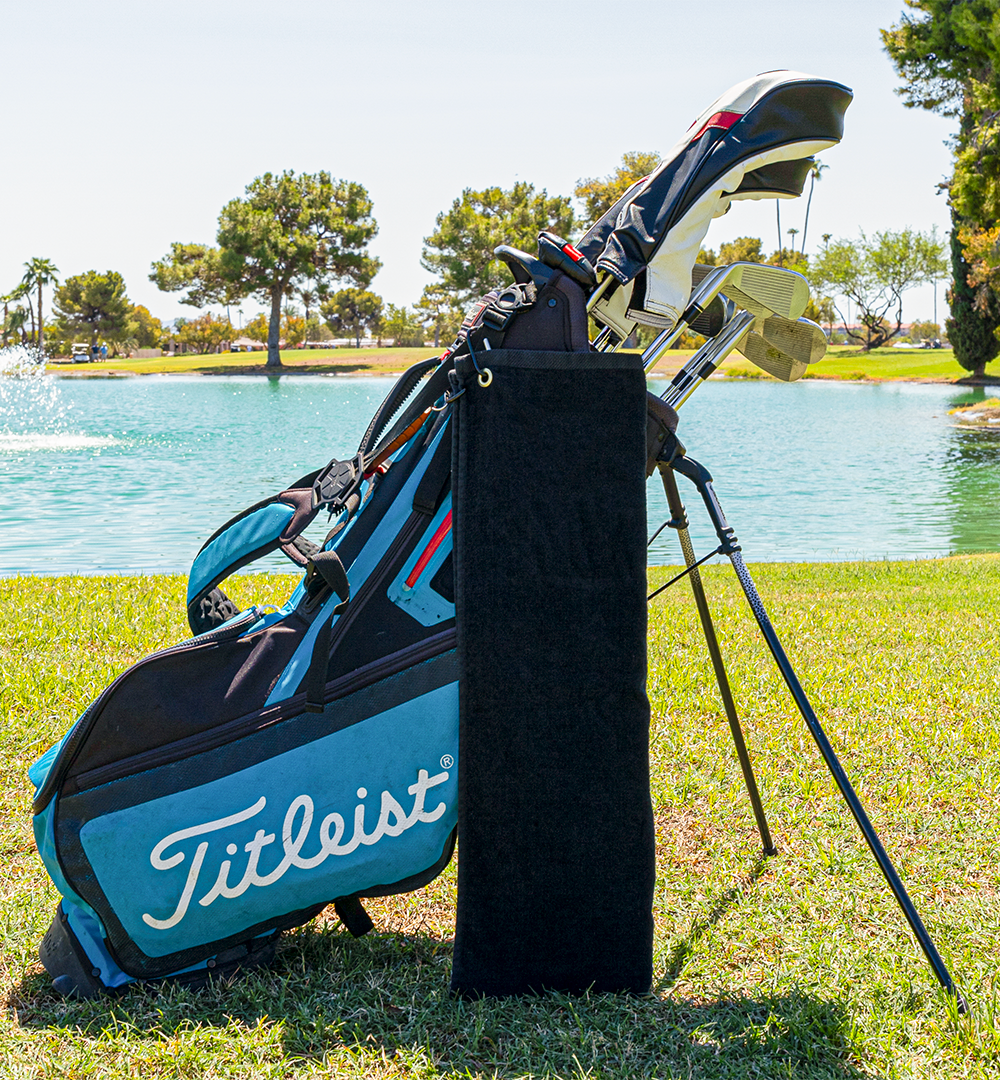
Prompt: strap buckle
<box><xmin>312</xmin><ymin>452</ymin><xmax>365</xmax><ymax>513</ymax></box>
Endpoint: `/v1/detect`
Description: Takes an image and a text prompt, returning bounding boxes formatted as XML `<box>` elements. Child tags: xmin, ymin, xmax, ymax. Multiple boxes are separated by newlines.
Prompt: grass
<box><xmin>45</xmin><ymin>346</ymin><xmax>438</xmax><ymax>378</ymax></box>
<box><xmin>47</xmin><ymin>343</ymin><xmax>994</xmax><ymax>384</ymax></box>
<box><xmin>721</xmin><ymin>345</ymin><xmax>978</xmax><ymax>383</ymax></box>
<box><xmin>2</xmin><ymin>558</ymin><xmax>1000</xmax><ymax>1077</ymax></box>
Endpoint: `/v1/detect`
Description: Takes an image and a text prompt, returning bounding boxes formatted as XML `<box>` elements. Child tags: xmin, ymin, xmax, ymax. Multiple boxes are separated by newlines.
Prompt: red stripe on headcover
<box><xmin>691</xmin><ymin>110</ymin><xmax>743</xmax><ymax>140</ymax></box>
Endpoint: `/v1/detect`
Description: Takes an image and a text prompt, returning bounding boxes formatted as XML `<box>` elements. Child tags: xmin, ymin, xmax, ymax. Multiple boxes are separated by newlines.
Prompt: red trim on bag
<box><xmin>562</xmin><ymin>243</ymin><xmax>584</xmax><ymax>262</ymax></box>
<box><xmin>404</xmin><ymin>509</ymin><xmax>452</xmax><ymax>590</ymax></box>
<box><xmin>691</xmin><ymin>110</ymin><xmax>743</xmax><ymax>140</ymax></box>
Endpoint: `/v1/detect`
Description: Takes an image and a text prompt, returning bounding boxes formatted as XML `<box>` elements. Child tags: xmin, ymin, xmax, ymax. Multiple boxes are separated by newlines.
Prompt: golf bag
<box><xmin>33</xmin><ymin>68</ymin><xmax>901</xmax><ymax>1003</ymax></box>
<box><xmin>30</xmin><ymin>356</ymin><xmax>463</xmax><ymax>996</ymax></box>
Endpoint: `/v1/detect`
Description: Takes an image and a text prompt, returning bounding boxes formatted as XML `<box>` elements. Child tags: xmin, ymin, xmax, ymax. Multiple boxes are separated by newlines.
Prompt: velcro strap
<box><xmin>305</xmin><ymin>549</ymin><xmax>350</xmax><ymax>602</ymax></box>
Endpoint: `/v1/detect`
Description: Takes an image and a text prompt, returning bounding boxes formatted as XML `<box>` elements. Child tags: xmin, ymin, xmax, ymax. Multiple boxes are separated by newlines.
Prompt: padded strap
<box><xmin>186</xmin><ymin>476</ymin><xmax>321</xmax><ymax>636</ymax></box>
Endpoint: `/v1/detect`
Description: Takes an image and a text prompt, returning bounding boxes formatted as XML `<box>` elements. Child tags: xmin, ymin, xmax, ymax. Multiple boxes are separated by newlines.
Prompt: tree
<box><xmin>149</xmin><ymin>243</ymin><xmax>245</xmax><ymax>321</ymax></box>
<box><xmin>422</xmin><ymin>183</ymin><xmax>575</xmax><ymax>306</ymax></box>
<box><xmin>719</xmin><ymin>236</ymin><xmax>765</xmax><ymax>264</ymax></box>
<box><xmin>908</xmin><ymin>318</ymin><xmax>942</xmax><ymax>342</ymax></box>
<box><xmin>216</xmin><ymin>171</ymin><xmax>380</xmax><ymax>368</ymax></box>
<box><xmin>574</xmin><ymin>151</ymin><xmax>662</xmax><ymax>225</ymax></box>
<box><xmin>321</xmin><ymin>288</ymin><xmax>383</xmax><ymax>348</ymax></box>
<box><xmin>799</xmin><ymin>160</ymin><xmax>828</xmax><ymax>254</ymax></box>
<box><xmin>131</xmin><ymin>304</ymin><xmax>164</xmax><ymax>349</ymax></box>
<box><xmin>416</xmin><ymin>283</ymin><xmax>464</xmax><ymax>348</ymax></box>
<box><xmin>53</xmin><ymin>270</ymin><xmax>136</xmax><ymax>349</ymax></box>
<box><xmin>2</xmin><ymin>282</ymin><xmax>30</xmax><ymax>346</ymax></box>
<box><xmin>21</xmin><ymin>257</ymin><xmax>59</xmax><ymax>354</ymax></box>
<box><xmin>382</xmin><ymin>303</ymin><xmax>425</xmax><ymax>347</ymax></box>
<box><xmin>810</xmin><ymin>229</ymin><xmax>947</xmax><ymax>350</ymax></box>
<box><xmin>243</xmin><ymin>313</ymin><xmax>269</xmax><ymax>345</ymax></box>
<box><xmin>883</xmin><ymin>1</ymin><xmax>1000</xmax><ymax>376</ymax></box>
<box><xmin>174</xmin><ymin>312</ymin><xmax>233</xmax><ymax>355</ymax></box>
<box><xmin>281</xmin><ymin>312</ymin><xmax>307</xmax><ymax>347</ymax></box>
<box><xmin>767</xmin><ymin>247</ymin><xmax>809</xmax><ymax>276</ymax></box>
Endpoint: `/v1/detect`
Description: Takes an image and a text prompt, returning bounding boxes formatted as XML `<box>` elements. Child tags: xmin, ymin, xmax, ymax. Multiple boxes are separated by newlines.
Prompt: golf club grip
<box><xmin>725</xmin><ymin>549</ymin><xmax>965</xmax><ymax>1006</ymax></box>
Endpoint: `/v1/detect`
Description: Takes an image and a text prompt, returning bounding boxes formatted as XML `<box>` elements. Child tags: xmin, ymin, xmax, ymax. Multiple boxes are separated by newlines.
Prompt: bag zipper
<box><xmin>67</xmin><ymin>628</ymin><xmax>457</xmax><ymax>793</ymax></box>
<box><xmin>33</xmin><ymin>607</ymin><xmax>263</xmax><ymax>814</ymax></box>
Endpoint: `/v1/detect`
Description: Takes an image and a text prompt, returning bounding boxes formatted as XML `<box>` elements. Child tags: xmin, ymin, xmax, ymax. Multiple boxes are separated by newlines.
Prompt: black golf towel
<box><xmin>450</xmin><ymin>348</ymin><xmax>654</xmax><ymax>996</ymax></box>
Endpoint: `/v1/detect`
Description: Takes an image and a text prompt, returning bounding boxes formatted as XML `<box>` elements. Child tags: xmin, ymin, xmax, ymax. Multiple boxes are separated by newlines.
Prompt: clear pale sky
<box><xmin>1</xmin><ymin>0</ymin><xmax>956</xmax><ymax>326</ymax></box>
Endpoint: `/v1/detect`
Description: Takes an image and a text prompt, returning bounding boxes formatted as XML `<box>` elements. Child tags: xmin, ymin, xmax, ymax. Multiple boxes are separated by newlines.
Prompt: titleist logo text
<box><xmin>142</xmin><ymin>768</ymin><xmax>449</xmax><ymax>930</ymax></box>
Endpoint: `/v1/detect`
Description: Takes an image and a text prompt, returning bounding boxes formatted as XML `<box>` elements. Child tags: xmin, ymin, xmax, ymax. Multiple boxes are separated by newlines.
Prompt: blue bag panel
<box><xmin>387</xmin><ymin>494</ymin><xmax>455</xmax><ymax>627</ymax></box>
<box><xmin>187</xmin><ymin>502</ymin><xmax>296</xmax><ymax>608</ymax></box>
<box><xmin>266</xmin><ymin>423</ymin><xmax>449</xmax><ymax>707</ymax></box>
<box><xmin>78</xmin><ymin>681</ymin><xmax>458</xmax><ymax>958</ymax></box>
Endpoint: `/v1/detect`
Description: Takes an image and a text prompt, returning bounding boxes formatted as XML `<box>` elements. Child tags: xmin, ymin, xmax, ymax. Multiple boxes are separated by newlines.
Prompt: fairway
<box><xmin>2</xmin><ymin>558</ymin><xmax>998</xmax><ymax>1078</ymax></box>
<box><xmin>47</xmin><ymin>344</ymin><xmax>999</xmax><ymax>386</ymax></box>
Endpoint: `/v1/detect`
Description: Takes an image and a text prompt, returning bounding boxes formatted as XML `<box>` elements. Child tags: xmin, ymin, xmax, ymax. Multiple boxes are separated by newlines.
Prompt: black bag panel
<box><xmin>61</xmin><ymin>614</ymin><xmax>311</xmax><ymax>782</ymax></box>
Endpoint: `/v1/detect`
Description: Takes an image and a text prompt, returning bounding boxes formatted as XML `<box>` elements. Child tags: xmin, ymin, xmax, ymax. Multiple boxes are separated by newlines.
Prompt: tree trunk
<box><xmin>266</xmin><ymin>288</ymin><xmax>282</xmax><ymax>367</ymax></box>
<box><xmin>37</xmin><ymin>280</ymin><xmax>44</xmax><ymax>356</ymax></box>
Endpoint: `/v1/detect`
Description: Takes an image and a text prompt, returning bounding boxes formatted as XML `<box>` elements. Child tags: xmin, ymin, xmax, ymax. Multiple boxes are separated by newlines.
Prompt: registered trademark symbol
<box><xmin>440</xmin><ymin>754</ymin><xmax>454</xmax><ymax>769</ymax></box>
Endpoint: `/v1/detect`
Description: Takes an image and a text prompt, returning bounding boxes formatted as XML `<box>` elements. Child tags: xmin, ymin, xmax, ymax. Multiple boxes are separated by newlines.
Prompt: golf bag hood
<box><xmin>581</xmin><ymin>70</ymin><xmax>853</xmax><ymax>336</ymax></box>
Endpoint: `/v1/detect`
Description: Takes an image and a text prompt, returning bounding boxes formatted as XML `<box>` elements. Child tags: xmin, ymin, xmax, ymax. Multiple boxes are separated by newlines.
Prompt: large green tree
<box><xmin>883</xmin><ymin>0</ymin><xmax>1000</xmax><ymax>376</ymax></box>
<box><xmin>149</xmin><ymin>243</ymin><xmax>244</xmax><ymax>320</ymax></box>
<box><xmin>574</xmin><ymin>151</ymin><xmax>662</xmax><ymax>226</ymax></box>
<box><xmin>810</xmin><ymin>228</ymin><xmax>947</xmax><ymax>350</ymax></box>
<box><xmin>421</xmin><ymin>183</ymin><xmax>575</xmax><ymax>306</ymax></box>
<box><xmin>217</xmin><ymin>171</ymin><xmax>380</xmax><ymax>367</ymax></box>
<box><xmin>53</xmin><ymin>271</ymin><xmax>136</xmax><ymax>349</ymax></box>
<box><xmin>321</xmin><ymin>288</ymin><xmax>383</xmax><ymax>348</ymax></box>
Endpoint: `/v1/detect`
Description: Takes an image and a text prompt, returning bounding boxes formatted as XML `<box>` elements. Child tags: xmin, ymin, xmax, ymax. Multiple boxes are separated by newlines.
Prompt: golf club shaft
<box><xmin>660</xmin><ymin>310</ymin><xmax>757</xmax><ymax>409</ymax></box>
<box><xmin>658</xmin><ymin>465</ymin><xmax>776</xmax><ymax>855</ymax></box>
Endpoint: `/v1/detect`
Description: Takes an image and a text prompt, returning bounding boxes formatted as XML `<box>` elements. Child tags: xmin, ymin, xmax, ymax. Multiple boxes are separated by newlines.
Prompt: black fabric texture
<box><xmin>450</xmin><ymin>349</ymin><xmax>654</xmax><ymax>997</ymax></box>
<box><xmin>501</xmin><ymin>272</ymin><xmax>590</xmax><ymax>353</ymax></box>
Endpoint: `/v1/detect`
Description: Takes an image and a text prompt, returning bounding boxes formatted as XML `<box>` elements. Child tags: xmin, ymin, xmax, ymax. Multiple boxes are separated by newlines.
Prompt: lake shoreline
<box><xmin>41</xmin><ymin>342</ymin><xmax>991</xmax><ymax>384</ymax></box>
<box><xmin>45</xmin><ymin>364</ymin><xmax>981</xmax><ymax>386</ymax></box>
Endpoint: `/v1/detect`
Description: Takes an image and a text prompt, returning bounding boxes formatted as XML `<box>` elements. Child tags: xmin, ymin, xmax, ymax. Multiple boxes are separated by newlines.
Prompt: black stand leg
<box><xmin>658</xmin><ymin>465</ymin><xmax>776</xmax><ymax>856</ymax></box>
<box><xmin>661</xmin><ymin>445</ymin><xmax>966</xmax><ymax>1009</ymax></box>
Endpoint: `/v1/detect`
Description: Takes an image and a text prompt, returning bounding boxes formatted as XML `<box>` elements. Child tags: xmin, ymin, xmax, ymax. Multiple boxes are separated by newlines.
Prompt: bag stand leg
<box><xmin>657</xmin><ymin>465</ymin><xmax>776</xmax><ymax>856</ymax></box>
<box><xmin>656</xmin><ymin>450</ymin><xmax>966</xmax><ymax>1011</ymax></box>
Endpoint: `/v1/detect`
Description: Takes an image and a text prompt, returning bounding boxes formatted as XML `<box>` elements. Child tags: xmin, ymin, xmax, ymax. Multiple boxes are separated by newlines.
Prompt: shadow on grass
<box><xmin>657</xmin><ymin>852</ymin><xmax>773</xmax><ymax>992</ymax></box>
<box><xmin>11</xmin><ymin>923</ymin><xmax>864</xmax><ymax>1079</ymax></box>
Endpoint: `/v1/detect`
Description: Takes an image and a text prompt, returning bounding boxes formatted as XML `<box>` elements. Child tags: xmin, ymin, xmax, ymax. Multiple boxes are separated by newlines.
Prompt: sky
<box><xmin>0</xmin><ymin>0</ymin><xmax>957</xmax><ymax>327</ymax></box>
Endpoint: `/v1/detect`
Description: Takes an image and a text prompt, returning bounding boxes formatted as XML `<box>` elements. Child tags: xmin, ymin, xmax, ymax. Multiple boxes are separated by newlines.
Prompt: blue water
<box><xmin>0</xmin><ymin>366</ymin><xmax>997</xmax><ymax>575</ymax></box>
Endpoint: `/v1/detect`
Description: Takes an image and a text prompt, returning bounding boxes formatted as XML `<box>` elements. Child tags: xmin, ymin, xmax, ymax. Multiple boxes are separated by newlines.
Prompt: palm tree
<box><xmin>21</xmin><ymin>257</ymin><xmax>60</xmax><ymax>355</ymax></box>
<box><xmin>786</xmin><ymin>227</ymin><xmax>800</xmax><ymax>253</ymax></box>
<box><xmin>799</xmin><ymin>161</ymin><xmax>828</xmax><ymax>255</ymax></box>
<box><xmin>2</xmin><ymin>283</ymin><xmax>30</xmax><ymax>346</ymax></box>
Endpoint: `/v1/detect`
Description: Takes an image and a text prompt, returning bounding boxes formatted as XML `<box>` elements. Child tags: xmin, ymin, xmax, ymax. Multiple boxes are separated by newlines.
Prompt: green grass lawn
<box><xmin>48</xmin><ymin>343</ymin><xmax>998</xmax><ymax>385</ymax></box>
<box><xmin>46</xmin><ymin>346</ymin><xmax>437</xmax><ymax>378</ymax></box>
<box><xmin>722</xmin><ymin>345</ymin><xmax>973</xmax><ymax>383</ymax></box>
<box><xmin>2</xmin><ymin>559</ymin><xmax>999</xmax><ymax>1078</ymax></box>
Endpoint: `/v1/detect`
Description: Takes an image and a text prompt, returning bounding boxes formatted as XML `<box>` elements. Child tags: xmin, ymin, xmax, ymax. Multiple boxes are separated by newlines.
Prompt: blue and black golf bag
<box><xmin>31</xmin><ymin>69</ymin><xmax>866</xmax><ymax>1001</ymax></box>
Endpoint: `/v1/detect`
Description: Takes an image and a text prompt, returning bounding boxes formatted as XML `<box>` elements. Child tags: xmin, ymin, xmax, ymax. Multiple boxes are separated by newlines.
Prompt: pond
<box><xmin>1</xmin><ymin>358</ymin><xmax>997</xmax><ymax>575</ymax></box>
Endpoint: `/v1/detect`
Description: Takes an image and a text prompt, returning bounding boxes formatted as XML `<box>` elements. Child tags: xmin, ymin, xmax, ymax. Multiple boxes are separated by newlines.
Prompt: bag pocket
<box><xmin>43</xmin><ymin>635</ymin><xmax>457</xmax><ymax>979</ymax></box>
